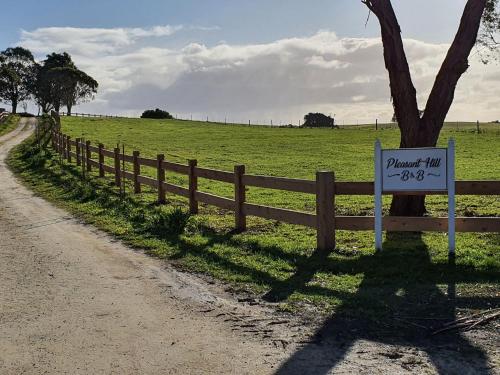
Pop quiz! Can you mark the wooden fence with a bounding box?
[0,112,10,122]
[50,130,500,251]
[60,112,125,119]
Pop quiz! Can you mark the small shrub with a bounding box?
[143,206,191,237]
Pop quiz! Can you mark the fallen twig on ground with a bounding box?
[432,309,500,335]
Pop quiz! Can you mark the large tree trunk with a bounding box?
[67,104,72,116]
[363,0,487,216]
[11,99,17,114]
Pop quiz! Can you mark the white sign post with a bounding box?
[374,139,455,254]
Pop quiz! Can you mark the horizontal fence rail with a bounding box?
[51,130,500,251]
[60,112,126,119]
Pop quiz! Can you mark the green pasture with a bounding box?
[61,117,500,217]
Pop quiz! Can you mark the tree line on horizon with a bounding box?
[0,47,98,115]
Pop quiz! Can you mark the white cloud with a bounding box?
[18,27,500,123]
[20,25,183,55]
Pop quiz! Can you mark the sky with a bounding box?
[1,0,499,123]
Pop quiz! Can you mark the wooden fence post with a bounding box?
[86,141,92,172]
[133,151,141,193]
[81,139,86,175]
[234,165,246,231]
[157,154,166,203]
[75,138,81,166]
[316,171,335,252]
[114,148,121,187]
[66,136,71,163]
[57,132,61,154]
[188,159,198,214]
[61,133,66,158]
[64,134,68,159]
[98,144,105,177]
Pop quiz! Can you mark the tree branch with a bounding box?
[423,0,487,136]
[362,0,420,145]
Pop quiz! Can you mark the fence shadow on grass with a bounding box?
[272,232,497,375]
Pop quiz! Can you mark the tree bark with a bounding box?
[364,0,487,216]
[67,104,72,116]
[11,99,17,114]
[422,0,487,137]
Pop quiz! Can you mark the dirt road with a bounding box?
[1,119,498,375]
[0,119,290,374]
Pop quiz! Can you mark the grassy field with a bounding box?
[0,115,19,138]
[62,116,500,217]
[8,116,499,327]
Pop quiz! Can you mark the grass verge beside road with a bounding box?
[0,115,19,138]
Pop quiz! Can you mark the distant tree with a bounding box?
[33,52,97,114]
[32,62,53,113]
[141,108,174,119]
[56,67,98,115]
[33,53,75,113]
[0,47,36,114]
[303,113,336,128]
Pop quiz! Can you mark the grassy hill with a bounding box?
[9,116,499,322]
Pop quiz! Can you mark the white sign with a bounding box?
[374,140,455,255]
[382,148,447,191]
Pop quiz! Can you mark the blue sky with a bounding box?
[1,0,466,47]
[1,1,499,122]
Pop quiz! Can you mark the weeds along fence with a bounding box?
[50,129,500,251]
